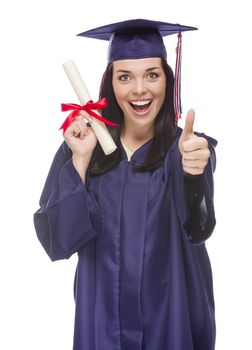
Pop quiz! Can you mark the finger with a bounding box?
[182,158,208,169]
[79,110,93,124]
[76,113,89,125]
[78,119,89,138]
[182,148,210,161]
[181,109,195,140]
[183,166,204,176]
[66,119,87,139]
[182,158,198,168]
[76,119,89,139]
[183,136,208,152]
[66,122,81,138]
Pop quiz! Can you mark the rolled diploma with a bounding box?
[63,60,117,155]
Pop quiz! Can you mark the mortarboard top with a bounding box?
[77,19,197,120]
[77,19,197,63]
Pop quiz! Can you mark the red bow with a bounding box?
[60,97,119,132]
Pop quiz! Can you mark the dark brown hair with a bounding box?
[88,58,177,175]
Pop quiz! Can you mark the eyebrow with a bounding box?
[115,67,161,74]
[146,67,161,72]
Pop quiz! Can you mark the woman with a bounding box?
[34,19,217,350]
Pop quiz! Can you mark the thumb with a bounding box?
[181,109,195,140]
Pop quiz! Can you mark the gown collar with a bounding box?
[120,138,154,164]
[119,127,181,164]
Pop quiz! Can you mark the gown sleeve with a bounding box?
[171,132,217,244]
[33,142,103,261]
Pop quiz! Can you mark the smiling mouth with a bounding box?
[129,99,152,112]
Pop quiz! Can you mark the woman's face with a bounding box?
[112,57,166,132]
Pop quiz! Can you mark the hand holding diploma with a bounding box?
[179,109,210,175]
[61,60,118,156]
[63,110,97,157]
[62,108,97,182]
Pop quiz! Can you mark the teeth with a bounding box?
[130,100,151,106]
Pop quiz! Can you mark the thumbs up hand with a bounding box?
[179,109,210,175]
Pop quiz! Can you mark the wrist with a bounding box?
[72,154,92,182]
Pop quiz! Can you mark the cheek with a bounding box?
[154,85,166,106]
[151,77,166,96]
[112,81,121,105]
[112,82,128,105]
[159,81,166,103]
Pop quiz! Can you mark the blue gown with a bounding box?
[34,128,217,350]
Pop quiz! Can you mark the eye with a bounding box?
[147,72,159,80]
[119,74,130,82]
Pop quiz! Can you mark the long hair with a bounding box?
[88,58,177,175]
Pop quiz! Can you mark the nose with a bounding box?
[132,78,147,95]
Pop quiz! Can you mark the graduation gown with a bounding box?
[34,128,217,350]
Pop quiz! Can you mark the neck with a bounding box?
[121,123,154,152]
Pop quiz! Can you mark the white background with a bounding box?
[1,0,251,349]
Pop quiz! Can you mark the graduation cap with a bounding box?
[78,19,197,120]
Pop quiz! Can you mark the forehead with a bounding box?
[113,57,163,71]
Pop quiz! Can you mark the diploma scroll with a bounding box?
[63,60,117,155]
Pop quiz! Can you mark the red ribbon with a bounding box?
[59,97,119,132]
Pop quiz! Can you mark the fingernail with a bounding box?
[87,116,93,124]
